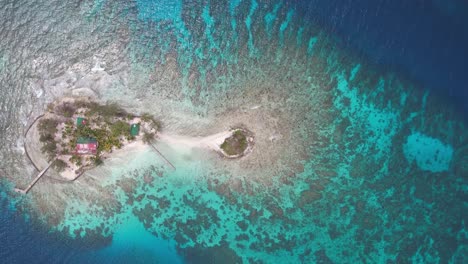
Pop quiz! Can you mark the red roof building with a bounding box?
[75,137,98,155]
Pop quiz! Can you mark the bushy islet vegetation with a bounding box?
[220,129,249,157]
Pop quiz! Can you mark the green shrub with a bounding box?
[142,132,155,144]
[141,113,152,122]
[88,102,126,118]
[110,120,130,137]
[151,120,161,131]
[76,125,96,138]
[41,141,57,160]
[220,130,248,156]
[53,159,67,172]
[92,156,103,166]
[38,118,58,136]
[46,103,55,112]
[57,103,75,118]
[39,133,54,143]
[74,100,92,108]
[126,113,134,120]
[69,155,82,166]
[141,113,161,131]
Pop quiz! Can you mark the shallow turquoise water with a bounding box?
[0,0,467,263]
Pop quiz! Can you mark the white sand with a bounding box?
[157,131,233,154]
[106,140,149,160]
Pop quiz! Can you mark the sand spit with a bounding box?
[157,131,233,153]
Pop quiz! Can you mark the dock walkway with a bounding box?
[15,160,54,194]
[149,143,176,170]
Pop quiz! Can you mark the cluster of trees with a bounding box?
[69,154,82,166]
[84,101,128,120]
[142,132,155,144]
[141,113,161,131]
[233,130,248,150]
[110,120,132,139]
[74,124,121,153]
[90,155,103,166]
[220,130,248,156]
[53,159,67,172]
[38,118,58,136]
[38,118,59,161]
[57,102,76,118]
[62,121,74,138]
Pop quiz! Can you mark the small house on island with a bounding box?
[77,117,87,126]
[75,137,98,155]
[130,123,140,136]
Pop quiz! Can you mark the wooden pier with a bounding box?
[15,160,54,194]
[149,143,176,170]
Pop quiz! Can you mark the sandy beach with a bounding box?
[157,131,233,154]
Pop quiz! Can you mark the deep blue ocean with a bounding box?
[293,0,468,118]
[1,0,467,263]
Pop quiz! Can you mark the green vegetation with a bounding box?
[46,102,55,112]
[69,155,82,166]
[39,133,54,143]
[53,159,67,172]
[86,102,127,119]
[37,100,161,173]
[220,130,248,156]
[73,100,94,109]
[141,113,153,122]
[141,113,161,131]
[110,120,131,138]
[57,102,75,118]
[41,141,57,161]
[38,118,59,160]
[74,124,122,153]
[142,132,155,144]
[38,118,58,136]
[63,121,73,137]
[91,155,103,166]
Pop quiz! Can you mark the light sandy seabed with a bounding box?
[157,131,233,154]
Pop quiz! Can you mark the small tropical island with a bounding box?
[17,97,255,193]
[36,98,161,180]
[219,129,252,158]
